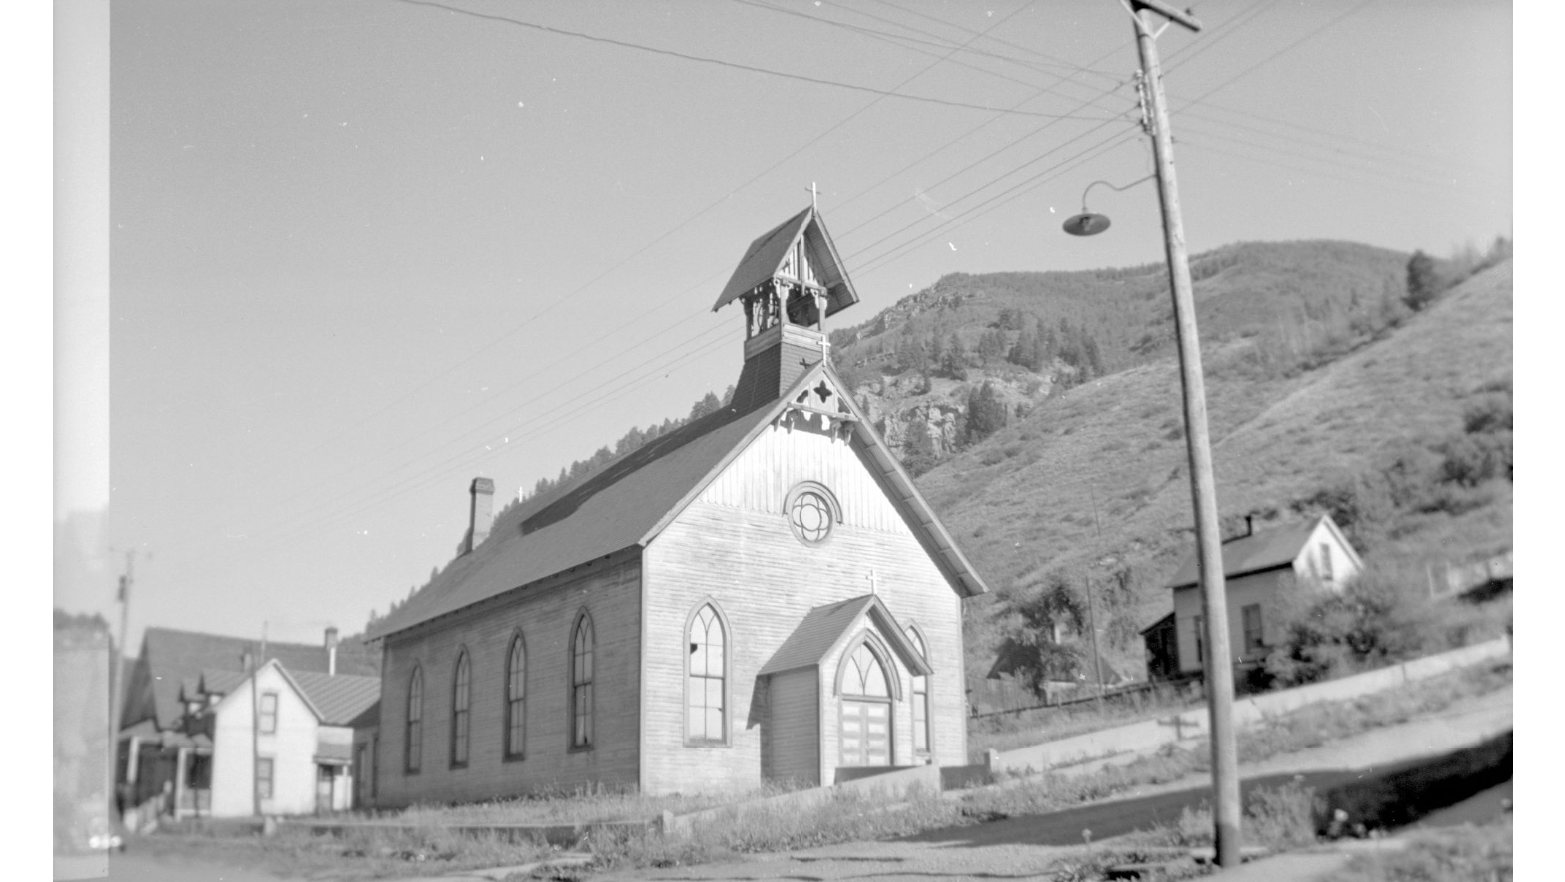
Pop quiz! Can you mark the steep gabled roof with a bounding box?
[287,670,381,727]
[1166,514,1353,590]
[208,660,378,727]
[711,206,859,318]
[368,359,989,642]
[125,626,380,731]
[758,594,932,678]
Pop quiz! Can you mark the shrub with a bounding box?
[1404,250,1439,311]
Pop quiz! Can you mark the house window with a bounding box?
[1193,615,1204,664]
[570,612,595,749]
[1319,542,1334,584]
[259,692,278,734]
[256,757,274,800]
[1242,604,1264,656]
[906,626,931,754]
[687,604,726,745]
[506,634,526,759]
[405,666,423,773]
[451,650,470,767]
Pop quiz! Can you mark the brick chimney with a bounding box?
[325,627,339,676]
[467,477,495,553]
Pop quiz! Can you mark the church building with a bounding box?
[364,206,990,804]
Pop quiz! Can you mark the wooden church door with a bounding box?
[838,643,892,767]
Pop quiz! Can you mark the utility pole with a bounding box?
[1086,487,1107,710]
[111,551,135,813]
[1124,0,1242,867]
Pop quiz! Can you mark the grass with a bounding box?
[960,660,1510,821]
[138,661,1510,880]
[392,781,799,826]
[133,823,560,881]
[1331,816,1511,882]
[582,786,965,873]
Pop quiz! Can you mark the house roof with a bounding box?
[758,594,933,678]
[208,660,380,727]
[1166,515,1343,590]
[1138,611,1176,636]
[367,358,989,642]
[129,626,380,731]
[288,670,381,727]
[711,206,859,318]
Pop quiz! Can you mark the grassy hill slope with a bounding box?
[908,259,1513,681]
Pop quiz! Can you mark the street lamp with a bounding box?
[1062,176,1155,237]
[1064,0,1244,868]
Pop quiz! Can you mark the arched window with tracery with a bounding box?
[687,603,727,745]
[405,666,423,774]
[450,650,470,767]
[505,634,526,759]
[841,643,891,698]
[570,612,595,749]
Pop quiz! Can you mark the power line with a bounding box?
[390,0,1122,121]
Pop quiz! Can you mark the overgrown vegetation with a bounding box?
[1333,816,1511,882]
[135,824,557,881]
[583,786,963,872]
[1263,563,1512,688]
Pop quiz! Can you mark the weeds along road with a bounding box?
[593,683,1511,882]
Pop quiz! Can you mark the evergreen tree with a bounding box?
[941,333,969,380]
[977,328,1008,364]
[964,380,1008,443]
[1404,250,1439,311]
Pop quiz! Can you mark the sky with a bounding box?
[50,0,1515,651]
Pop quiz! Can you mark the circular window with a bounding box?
[786,483,839,544]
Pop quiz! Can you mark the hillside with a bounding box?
[905,257,1513,682]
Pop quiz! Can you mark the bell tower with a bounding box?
[712,205,859,410]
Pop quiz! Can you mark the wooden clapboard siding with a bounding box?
[376,553,642,808]
[761,668,818,786]
[696,423,906,533]
[641,421,967,794]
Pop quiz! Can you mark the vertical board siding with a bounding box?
[762,669,819,786]
[697,424,907,534]
[376,556,642,808]
[643,421,968,795]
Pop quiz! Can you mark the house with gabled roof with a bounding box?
[183,659,379,817]
[1163,513,1363,676]
[116,625,377,817]
[363,205,989,804]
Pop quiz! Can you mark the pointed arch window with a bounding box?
[686,603,728,745]
[405,666,423,774]
[905,626,931,754]
[570,612,595,750]
[450,650,470,767]
[505,634,526,759]
[841,643,891,698]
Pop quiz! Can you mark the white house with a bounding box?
[1167,514,1363,675]
[195,660,379,817]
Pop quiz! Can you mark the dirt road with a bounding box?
[591,684,1511,882]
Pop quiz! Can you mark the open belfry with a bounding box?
[363,205,989,804]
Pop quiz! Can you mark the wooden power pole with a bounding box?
[1126,0,1243,867]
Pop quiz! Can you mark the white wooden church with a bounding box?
[364,206,990,804]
